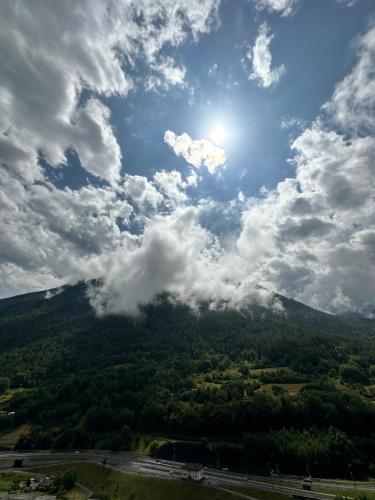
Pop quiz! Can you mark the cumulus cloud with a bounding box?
[236,24,375,315]
[164,130,226,174]
[153,170,188,204]
[248,23,285,88]
[92,20,375,317]
[0,0,221,300]
[324,24,375,133]
[0,166,134,298]
[88,206,275,316]
[0,0,220,184]
[123,174,163,209]
[235,126,375,314]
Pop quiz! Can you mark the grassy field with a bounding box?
[0,476,14,491]
[314,484,375,498]
[0,423,30,448]
[65,486,87,500]
[191,362,314,399]
[259,383,305,395]
[225,485,288,500]
[250,367,289,375]
[0,471,36,492]
[25,462,257,500]
[0,388,25,405]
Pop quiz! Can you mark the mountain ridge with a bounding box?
[1,280,374,341]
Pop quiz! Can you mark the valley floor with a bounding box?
[0,451,373,500]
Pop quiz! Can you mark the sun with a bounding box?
[210,123,227,145]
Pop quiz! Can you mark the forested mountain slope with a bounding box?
[0,283,375,477]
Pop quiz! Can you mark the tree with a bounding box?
[0,377,10,394]
[340,364,369,385]
[55,468,78,492]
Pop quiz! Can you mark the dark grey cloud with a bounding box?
[280,217,335,241]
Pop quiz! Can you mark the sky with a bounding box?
[0,0,375,317]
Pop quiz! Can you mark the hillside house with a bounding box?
[37,477,54,491]
[180,463,204,482]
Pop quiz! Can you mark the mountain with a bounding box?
[1,280,374,342]
[0,282,375,478]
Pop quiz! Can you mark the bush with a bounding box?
[340,364,369,385]
[259,369,308,384]
[0,377,10,394]
[55,468,78,492]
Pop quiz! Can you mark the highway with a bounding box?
[0,450,372,499]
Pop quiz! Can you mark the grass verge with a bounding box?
[26,462,252,500]
[224,485,288,500]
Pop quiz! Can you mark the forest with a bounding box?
[0,283,375,478]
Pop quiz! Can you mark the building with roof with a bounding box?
[180,463,204,482]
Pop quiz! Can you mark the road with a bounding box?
[0,450,372,499]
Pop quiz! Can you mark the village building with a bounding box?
[180,463,204,482]
[36,477,54,491]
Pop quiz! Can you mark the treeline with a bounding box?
[154,428,375,479]
[9,381,375,474]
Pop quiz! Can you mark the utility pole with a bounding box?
[306,463,311,479]
[350,471,358,495]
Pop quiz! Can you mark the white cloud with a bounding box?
[248,23,285,88]
[280,116,307,130]
[0,166,135,298]
[236,24,375,315]
[92,19,371,318]
[153,170,188,204]
[164,130,226,174]
[145,57,187,92]
[253,0,297,17]
[0,0,222,302]
[88,206,275,316]
[0,0,220,185]
[324,24,375,133]
[236,126,375,315]
[123,174,164,209]
[72,99,122,184]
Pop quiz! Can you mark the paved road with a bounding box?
[259,473,375,491]
[0,450,371,499]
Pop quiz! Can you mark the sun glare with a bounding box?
[210,123,227,145]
